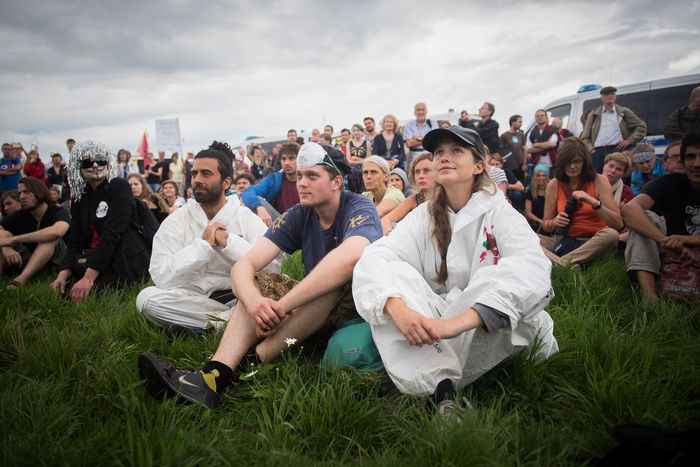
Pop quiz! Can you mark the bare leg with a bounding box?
[636,270,659,305]
[256,287,343,361]
[210,286,344,368]
[13,240,58,285]
[210,301,259,369]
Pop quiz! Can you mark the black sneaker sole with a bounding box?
[138,352,175,401]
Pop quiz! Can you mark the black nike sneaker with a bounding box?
[138,352,220,409]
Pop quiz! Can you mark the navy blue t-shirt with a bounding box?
[264,191,382,274]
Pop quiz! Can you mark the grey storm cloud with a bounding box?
[0,0,698,155]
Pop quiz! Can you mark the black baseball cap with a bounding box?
[422,126,485,159]
[600,86,617,95]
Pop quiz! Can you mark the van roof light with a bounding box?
[578,84,601,94]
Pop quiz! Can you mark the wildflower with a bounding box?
[241,370,258,380]
[284,337,298,347]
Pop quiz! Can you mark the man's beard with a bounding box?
[193,184,223,205]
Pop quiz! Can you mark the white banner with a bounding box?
[155,118,183,156]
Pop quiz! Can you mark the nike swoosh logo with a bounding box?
[177,374,199,388]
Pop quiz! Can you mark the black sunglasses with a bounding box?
[81,159,109,169]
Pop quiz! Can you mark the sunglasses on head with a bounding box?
[81,159,109,169]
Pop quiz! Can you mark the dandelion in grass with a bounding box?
[284,337,298,347]
[241,370,258,380]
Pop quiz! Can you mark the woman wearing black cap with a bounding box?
[352,126,558,416]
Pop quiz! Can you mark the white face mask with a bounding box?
[80,156,109,182]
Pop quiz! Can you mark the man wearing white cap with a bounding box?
[138,143,383,408]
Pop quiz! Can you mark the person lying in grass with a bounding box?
[138,142,383,408]
[352,126,559,416]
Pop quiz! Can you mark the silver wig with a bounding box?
[67,140,119,202]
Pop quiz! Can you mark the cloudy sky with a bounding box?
[1,0,698,156]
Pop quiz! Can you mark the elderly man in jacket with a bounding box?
[581,86,647,173]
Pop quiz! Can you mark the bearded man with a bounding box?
[135,141,273,334]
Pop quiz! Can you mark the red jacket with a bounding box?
[24,160,46,182]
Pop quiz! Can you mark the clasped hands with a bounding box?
[203,222,228,248]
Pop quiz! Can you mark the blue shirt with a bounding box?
[0,157,22,191]
[402,119,436,152]
[264,191,382,274]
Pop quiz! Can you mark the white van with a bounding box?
[529,73,700,153]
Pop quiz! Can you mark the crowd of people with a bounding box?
[1,85,698,416]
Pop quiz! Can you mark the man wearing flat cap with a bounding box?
[581,86,647,173]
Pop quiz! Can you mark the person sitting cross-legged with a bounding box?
[136,142,272,334]
[538,137,623,268]
[138,143,383,408]
[352,126,558,416]
[0,177,70,288]
[622,133,700,305]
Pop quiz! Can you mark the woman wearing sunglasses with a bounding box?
[50,140,155,303]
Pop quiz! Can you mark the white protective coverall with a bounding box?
[352,190,558,396]
[136,196,275,330]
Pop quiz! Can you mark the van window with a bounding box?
[581,83,698,136]
[546,104,572,130]
[647,84,698,136]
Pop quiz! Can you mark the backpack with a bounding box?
[130,198,159,249]
[321,318,384,373]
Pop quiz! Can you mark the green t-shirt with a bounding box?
[362,186,405,205]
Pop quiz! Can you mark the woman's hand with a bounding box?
[550,211,570,229]
[571,190,597,206]
[385,298,440,346]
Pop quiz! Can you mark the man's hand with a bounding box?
[245,295,286,335]
[1,247,22,267]
[385,298,440,346]
[203,222,227,246]
[662,235,687,251]
[0,237,14,248]
[70,277,93,303]
[214,227,228,248]
[616,139,631,150]
[256,207,273,227]
[50,270,71,295]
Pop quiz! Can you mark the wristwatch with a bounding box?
[593,200,602,210]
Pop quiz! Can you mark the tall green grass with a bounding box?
[1,255,698,465]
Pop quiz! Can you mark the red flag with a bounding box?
[137,131,149,160]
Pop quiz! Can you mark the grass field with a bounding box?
[1,254,698,466]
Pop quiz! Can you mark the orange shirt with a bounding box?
[556,180,607,238]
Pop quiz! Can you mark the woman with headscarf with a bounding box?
[50,140,156,302]
[361,156,405,217]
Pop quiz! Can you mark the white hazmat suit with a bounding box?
[136,196,275,330]
[352,190,558,396]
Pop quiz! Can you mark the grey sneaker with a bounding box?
[138,352,220,409]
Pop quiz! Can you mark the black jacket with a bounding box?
[61,177,151,283]
[466,118,500,153]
